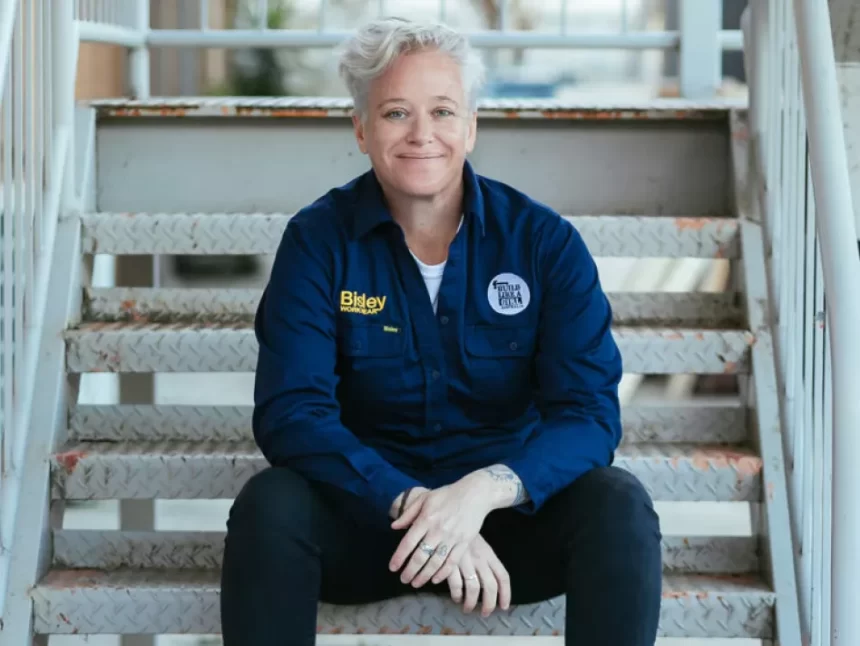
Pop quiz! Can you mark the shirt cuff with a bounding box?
[499,457,550,513]
[369,470,425,526]
[500,455,597,514]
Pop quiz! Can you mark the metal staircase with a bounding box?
[22,97,801,641]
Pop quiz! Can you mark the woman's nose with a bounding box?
[407,113,434,144]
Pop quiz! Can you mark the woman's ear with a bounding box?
[465,110,478,154]
[352,113,368,154]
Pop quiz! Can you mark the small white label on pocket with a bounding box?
[487,273,530,315]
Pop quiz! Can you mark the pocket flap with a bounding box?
[465,325,534,358]
[338,323,405,357]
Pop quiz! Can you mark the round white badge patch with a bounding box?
[487,273,531,315]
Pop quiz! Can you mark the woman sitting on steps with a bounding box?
[219,16,662,646]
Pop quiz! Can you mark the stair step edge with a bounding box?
[51,442,763,502]
[32,568,773,638]
[88,95,746,120]
[52,529,760,574]
[64,324,755,374]
[83,287,746,328]
[80,212,741,259]
[68,402,749,444]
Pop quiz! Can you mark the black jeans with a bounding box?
[220,465,662,645]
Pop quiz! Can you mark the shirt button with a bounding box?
[509,341,518,351]
[431,370,441,380]
[440,315,449,325]
[433,423,442,432]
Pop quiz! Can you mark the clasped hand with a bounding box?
[389,477,511,616]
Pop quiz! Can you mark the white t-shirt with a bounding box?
[409,251,447,313]
[408,216,464,313]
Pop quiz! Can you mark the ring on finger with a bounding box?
[419,542,435,556]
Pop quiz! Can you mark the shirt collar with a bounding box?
[351,159,486,239]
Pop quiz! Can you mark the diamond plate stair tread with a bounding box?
[89,96,745,120]
[64,323,753,374]
[68,401,748,444]
[53,529,759,574]
[51,441,762,501]
[80,212,740,258]
[85,286,746,327]
[32,569,773,637]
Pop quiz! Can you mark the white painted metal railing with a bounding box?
[144,0,741,99]
[0,0,76,627]
[75,1,141,49]
[75,0,150,97]
[743,1,860,644]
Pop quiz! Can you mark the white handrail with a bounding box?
[792,1,860,644]
[143,28,743,51]
[76,22,145,47]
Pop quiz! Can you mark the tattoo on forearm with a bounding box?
[482,465,531,506]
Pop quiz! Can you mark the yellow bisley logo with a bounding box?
[340,290,387,315]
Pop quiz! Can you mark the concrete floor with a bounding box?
[53,253,759,646]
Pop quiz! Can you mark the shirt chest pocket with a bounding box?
[464,325,536,401]
[337,322,407,371]
[336,321,423,414]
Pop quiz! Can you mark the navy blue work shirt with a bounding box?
[253,160,623,528]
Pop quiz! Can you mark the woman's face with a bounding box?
[353,48,477,200]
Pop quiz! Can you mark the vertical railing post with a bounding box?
[678,0,722,98]
[52,0,74,211]
[129,0,149,98]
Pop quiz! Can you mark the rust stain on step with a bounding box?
[119,299,146,322]
[689,447,761,476]
[235,107,330,118]
[537,109,712,120]
[674,217,709,230]
[41,569,105,588]
[663,589,689,599]
[54,449,88,474]
[106,107,188,117]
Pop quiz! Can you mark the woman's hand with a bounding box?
[388,474,494,587]
[388,486,430,520]
[446,534,511,617]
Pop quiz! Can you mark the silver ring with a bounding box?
[465,574,478,581]
[419,542,435,555]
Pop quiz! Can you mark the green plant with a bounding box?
[209,0,309,97]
